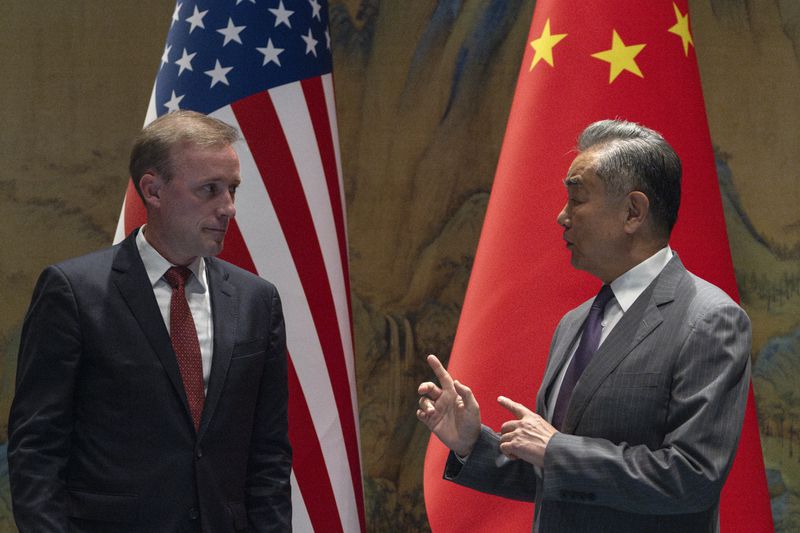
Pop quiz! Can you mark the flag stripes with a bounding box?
[217,88,362,531]
[287,357,344,533]
[266,81,357,460]
[231,90,363,528]
[201,218,339,531]
[301,76,357,404]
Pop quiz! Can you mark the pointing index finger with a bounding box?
[426,354,454,388]
[498,396,532,419]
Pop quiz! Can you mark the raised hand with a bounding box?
[416,354,481,457]
[497,396,557,467]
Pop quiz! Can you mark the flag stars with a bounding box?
[591,30,646,83]
[164,90,185,112]
[171,2,183,26]
[186,5,209,33]
[529,18,567,70]
[668,2,694,56]
[270,1,294,28]
[161,44,172,67]
[257,38,284,66]
[302,29,319,56]
[217,17,246,46]
[309,0,322,21]
[204,59,233,87]
[175,48,197,76]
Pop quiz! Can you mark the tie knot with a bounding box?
[164,266,192,289]
[592,284,614,310]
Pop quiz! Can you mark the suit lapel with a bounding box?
[111,231,192,419]
[199,257,238,439]
[537,303,589,415]
[561,256,687,433]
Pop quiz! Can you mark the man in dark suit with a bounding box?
[8,110,292,532]
[417,119,751,532]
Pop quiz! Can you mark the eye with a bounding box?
[203,183,219,195]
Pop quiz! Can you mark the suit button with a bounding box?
[189,507,200,520]
[196,448,203,459]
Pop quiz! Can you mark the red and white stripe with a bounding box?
[114,73,364,532]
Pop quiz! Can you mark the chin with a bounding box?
[209,243,225,257]
[570,257,594,275]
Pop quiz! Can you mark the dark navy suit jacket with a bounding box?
[9,230,292,532]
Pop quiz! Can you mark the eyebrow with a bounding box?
[204,176,242,185]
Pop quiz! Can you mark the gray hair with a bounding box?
[129,110,240,199]
[578,119,681,235]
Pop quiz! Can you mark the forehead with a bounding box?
[172,141,235,160]
[171,143,240,172]
[563,151,602,190]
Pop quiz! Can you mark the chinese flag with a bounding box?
[423,1,773,531]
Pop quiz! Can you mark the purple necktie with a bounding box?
[164,266,205,431]
[551,285,614,430]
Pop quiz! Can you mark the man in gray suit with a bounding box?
[417,119,751,532]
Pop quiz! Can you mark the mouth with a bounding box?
[203,227,228,239]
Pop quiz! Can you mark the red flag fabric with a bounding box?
[113,2,364,531]
[423,1,773,531]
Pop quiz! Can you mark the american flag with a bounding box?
[113,1,364,531]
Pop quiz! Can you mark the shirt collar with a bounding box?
[135,226,207,292]
[609,246,673,312]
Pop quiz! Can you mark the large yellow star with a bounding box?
[591,30,646,83]
[529,19,567,71]
[668,2,694,56]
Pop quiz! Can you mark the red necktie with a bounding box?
[551,284,614,430]
[164,266,205,431]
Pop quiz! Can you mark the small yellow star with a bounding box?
[529,19,567,71]
[591,30,646,84]
[668,2,694,56]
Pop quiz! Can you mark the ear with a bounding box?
[623,191,650,234]
[138,172,164,209]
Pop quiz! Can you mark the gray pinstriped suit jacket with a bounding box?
[444,255,751,532]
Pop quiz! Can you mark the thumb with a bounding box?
[497,396,532,419]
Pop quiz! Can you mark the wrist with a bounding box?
[454,434,478,458]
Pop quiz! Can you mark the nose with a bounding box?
[218,191,236,219]
[557,204,570,228]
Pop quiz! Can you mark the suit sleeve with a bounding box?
[8,266,82,532]
[441,313,574,502]
[541,300,752,514]
[444,425,538,502]
[246,286,292,531]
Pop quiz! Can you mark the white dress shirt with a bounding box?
[545,246,674,421]
[136,227,214,391]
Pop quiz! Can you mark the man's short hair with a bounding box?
[129,110,240,199]
[578,119,682,236]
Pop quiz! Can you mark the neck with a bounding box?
[598,240,667,284]
[141,225,196,267]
